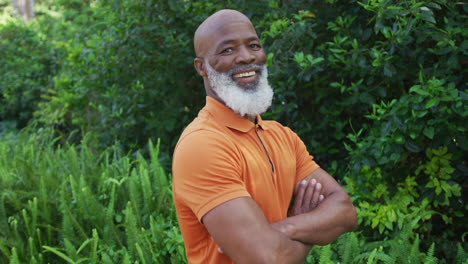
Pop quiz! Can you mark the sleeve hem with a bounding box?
[296,162,320,183]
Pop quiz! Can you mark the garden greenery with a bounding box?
[0,0,467,263]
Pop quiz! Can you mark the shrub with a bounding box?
[1,0,466,260]
[344,76,466,259]
[0,20,59,129]
[0,128,185,263]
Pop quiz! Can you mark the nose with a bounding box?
[235,45,255,64]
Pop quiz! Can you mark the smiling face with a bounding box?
[194,10,267,91]
[206,22,267,90]
[193,10,272,120]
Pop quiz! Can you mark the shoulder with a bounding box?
[173,121,242,175]
[264,120,294,132]
[263,120,300,140]
[175,120,238,156]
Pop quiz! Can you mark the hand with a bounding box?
[217,179,324,255]
[288,178,324,217]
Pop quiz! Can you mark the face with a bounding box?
[203,21,267,90]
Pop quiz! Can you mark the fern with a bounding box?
[128,171,143,226]
[318,245,332,264]
[38,176,52,244]
[28,198,38,240]
[27,237,36,260]
[454,243,467,264]
[9,247,20,264]
[337,232,360,264]
[42,246,76,264]
[90,229,99,261]
[64,238,78,261]
[138,157,152,216]
[367,248,377,264]
[124,201,139,257]
[423,243,438,264]
[409,235,421,263]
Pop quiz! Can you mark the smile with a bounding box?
[233,71,256,78]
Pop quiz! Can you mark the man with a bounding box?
[172,9,357,264]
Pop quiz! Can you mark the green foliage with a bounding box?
[1,0,467,262]
[3,128,466,263]
[344,76,465,238]
[261,0,466,168]
[0,128,185,263]
[0,20,59,129]
[303,228,466,264]
[34,0,206,166]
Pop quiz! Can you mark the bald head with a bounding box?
[194,9,256,57]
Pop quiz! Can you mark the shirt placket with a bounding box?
[254,124,275,174]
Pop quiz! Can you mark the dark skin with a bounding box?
[193,9,357,263]
[194,10,266,122]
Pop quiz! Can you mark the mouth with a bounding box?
[232,69,258,87]
[233,71,256,78]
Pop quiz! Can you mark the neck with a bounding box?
[245,114,256,123]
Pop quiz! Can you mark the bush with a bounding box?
[0,128,185,263]
[0,20,59,129]
[344,76,466,259]
[3,128,467,264]
[257,1,467,259]
[1,0,466,261]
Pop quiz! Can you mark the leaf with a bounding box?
[419,7,436,24]
[423,127,434,139]
[309,57,325,66]
[409,86,430,96]
[425,98,439,109]
[405,141,421,153]
[266,52,274,68]
[294,52,304,63]
[43,246,76,264]
[381,121,392,137]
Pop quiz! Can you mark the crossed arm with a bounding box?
[202,168,357,264]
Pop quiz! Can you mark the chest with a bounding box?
[233,128,297,221]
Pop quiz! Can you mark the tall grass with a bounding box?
[0,128,185,263]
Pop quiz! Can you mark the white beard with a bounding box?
[205,60,274,118]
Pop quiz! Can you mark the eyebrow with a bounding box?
[216,36,260,49]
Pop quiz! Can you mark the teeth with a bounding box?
[233,71,255,78]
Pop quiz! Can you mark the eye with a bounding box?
[221,47,233,54]
[249,44,261,50]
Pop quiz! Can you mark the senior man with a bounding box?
[172,9,357,264]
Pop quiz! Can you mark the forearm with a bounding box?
[229,225,312,264]
[274,191,357,245]
[264,227,312,264]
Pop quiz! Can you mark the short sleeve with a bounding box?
[172,130,251,222]
[288,128,320,183]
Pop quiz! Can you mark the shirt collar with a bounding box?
[204,96,269,133]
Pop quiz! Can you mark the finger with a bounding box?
[302,179,316,211]
[309,182,322,209]
[293,179,302,195]
[319,194,324,203]
[291,180,307,215]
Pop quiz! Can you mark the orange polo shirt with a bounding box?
[172,96,319,264]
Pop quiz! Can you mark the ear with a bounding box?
[194,57,207,77]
